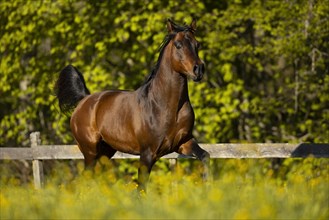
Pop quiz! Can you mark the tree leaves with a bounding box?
[0,0,328,147]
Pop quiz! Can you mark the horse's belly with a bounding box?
[101,132,140,155]
[96,91,141,155]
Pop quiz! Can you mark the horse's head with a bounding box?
[167,19,205,82]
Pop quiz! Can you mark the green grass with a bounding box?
[1,158,328,219]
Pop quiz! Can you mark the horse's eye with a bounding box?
[174,41,183,49]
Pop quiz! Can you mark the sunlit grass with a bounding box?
[1,158,328,219]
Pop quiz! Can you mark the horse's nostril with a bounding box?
[193,65,200,74]
[201,64,205,73]
[194,64,205,75]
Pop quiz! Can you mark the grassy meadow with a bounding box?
[1,158,328,219]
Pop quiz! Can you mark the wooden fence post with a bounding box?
[30,132,44,189]
[169,158,177,172]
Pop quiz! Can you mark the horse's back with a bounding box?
[71,90,136,129]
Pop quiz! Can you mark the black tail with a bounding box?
[55,65,90,114]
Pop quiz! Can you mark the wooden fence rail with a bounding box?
[1,132,329,188]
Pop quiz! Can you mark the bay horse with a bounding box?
[55,19,210,191]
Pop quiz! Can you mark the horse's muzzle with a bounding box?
[193,63,205,82]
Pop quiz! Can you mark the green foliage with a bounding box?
[1,158,328,219]
[1,0,328,146]
[1,2,327,218]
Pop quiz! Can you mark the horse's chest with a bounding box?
[165,102,195,148]
[139,101,194,155]
[176,103,194,132]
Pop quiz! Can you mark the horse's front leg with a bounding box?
[177,138,210,180]
[137,149,157,193]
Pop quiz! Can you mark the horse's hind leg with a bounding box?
[177,138,210,180]
[73,132,100,170]
[73,124,116,169]
[77,139,117,170]
[76,141,98,169]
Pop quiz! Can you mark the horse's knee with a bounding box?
[176,139,195,156]
[177,138,209,161]
[138,149,157,192]
[200,150,210,163]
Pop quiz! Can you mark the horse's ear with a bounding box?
[190,18,197,31]
[167,18,174,33]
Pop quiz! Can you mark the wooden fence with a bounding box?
[1,132,329,188]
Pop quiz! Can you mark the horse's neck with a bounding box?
[150,63,189,109]
[138,44,190,111]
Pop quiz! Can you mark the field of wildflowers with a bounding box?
[1,158,328,219]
